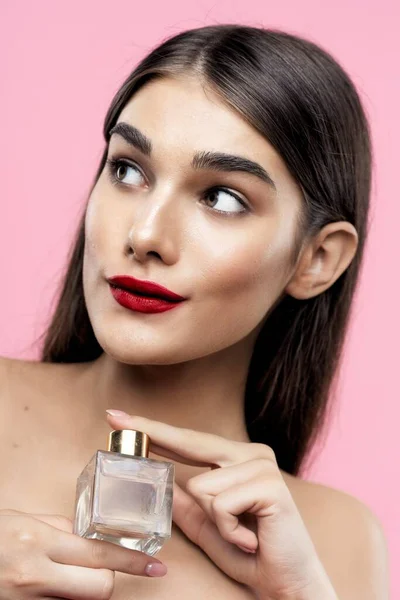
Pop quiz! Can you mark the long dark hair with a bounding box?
[39,24,372,476]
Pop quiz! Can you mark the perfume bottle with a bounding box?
[73,429,174,556]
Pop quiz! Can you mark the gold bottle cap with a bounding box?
[108,429,150,458]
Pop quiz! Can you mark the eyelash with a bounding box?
[105,157,249,216]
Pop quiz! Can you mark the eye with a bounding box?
[106,157,145,187]
[201,187,248,215]
[106,157,249,216]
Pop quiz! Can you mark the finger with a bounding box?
[150,443,214,467]
[185,479,259,550]
[45,562,115,600]
[209,477,284,549]
[49,531,167,578]
[106,412,259,468]
[185,462,277,549]
[187,458,276,498]
[172,481,256,585]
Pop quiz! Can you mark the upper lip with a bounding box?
[107,275,186,302]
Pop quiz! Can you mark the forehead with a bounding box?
[114,75,285,174]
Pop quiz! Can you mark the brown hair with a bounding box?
[39,24,372,476]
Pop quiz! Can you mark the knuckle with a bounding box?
[91,540,109,564]
[8,519,41,552]
[123,550,146,575]
[186,476,202,495]
[211,494,226,514]
[0,517,46,592]
[252,442,276,461]
[16,531,38,551]
[2,562,39,591]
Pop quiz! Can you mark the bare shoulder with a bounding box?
[0,354,60,393]
[0,356,40,423]
[0,355,49,410]
[0,355,87,412]
[0,355,36,395]
[282,471,390,599]
[0,354,45,378]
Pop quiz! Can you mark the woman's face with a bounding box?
[83,75,304,364]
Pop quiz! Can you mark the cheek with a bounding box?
[85,190,107,253]
[82,199,100,311]
[198,228,292,311]
[82,193,122,306]
[83,192,125,269]
[183,232,290,353]
[83,198,99,265]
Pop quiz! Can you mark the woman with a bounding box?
[0,23,388,599]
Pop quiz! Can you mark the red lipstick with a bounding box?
[107,275,186,314]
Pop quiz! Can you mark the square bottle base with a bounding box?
[83,523,167,556]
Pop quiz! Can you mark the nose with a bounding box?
[124,188,182,265]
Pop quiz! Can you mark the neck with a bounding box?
[82,336,257,444]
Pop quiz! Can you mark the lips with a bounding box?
[107,275,186,302]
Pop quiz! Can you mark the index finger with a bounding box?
[49,528,167,577]
[105,411,243,468]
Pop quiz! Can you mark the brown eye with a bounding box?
[106,158,145,186]
[202,187,248,215]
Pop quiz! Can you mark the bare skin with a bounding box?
[0,356,388,599]
[0,75,388,598]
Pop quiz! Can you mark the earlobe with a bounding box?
[285,221,359,300]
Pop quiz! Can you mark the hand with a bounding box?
[0,509,167,600]
[106,411,338,600]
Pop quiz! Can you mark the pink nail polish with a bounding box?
[237,544,257,553]
[106,409,129,417]
[145,562,168,577]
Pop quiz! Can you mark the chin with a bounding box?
[90,322,189,366]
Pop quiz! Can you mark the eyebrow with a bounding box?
[108,122,277,190]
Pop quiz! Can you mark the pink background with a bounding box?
[1,1,398,595]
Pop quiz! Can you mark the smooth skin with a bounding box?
[106,411,339,600]
[0,74,389,599]
[0,510,166,599]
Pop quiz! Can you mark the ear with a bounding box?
[286,221,359,300]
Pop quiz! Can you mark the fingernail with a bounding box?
[145,562,168,577]
[237,544,257,554]
[106,409,130,418]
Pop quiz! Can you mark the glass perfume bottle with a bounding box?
[73,429,174,556]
